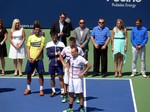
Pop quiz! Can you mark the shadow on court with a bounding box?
[0,88,16,93]
[86,107,104,112]
[32,88,61,95]
[86,96,98,101]
[85,96,105,111]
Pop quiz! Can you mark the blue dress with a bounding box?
[113,27,126,64]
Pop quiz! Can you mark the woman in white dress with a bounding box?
[9,19,26,76]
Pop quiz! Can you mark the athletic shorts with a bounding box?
[49,66,64,76]
[25,60,44,75]
[68,77,83,94]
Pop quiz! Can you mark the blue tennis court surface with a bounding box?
[85,79,136,112]
[0,78,136,112]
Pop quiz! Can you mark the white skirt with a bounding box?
[9,41,26,59]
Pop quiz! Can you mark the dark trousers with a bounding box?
[82,47,88,61]
[93,45,108,75]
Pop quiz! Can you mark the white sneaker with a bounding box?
[141,72,147,78]
[130,72,136,77]
[61,90,64,97]
[142,74,147,78]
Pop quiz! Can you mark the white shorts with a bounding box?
[68,77,83,94]
[63,68,69,84]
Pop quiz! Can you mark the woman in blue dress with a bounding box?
[111,19,128,77]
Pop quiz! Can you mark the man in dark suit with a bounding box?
[74,19,90,60]
[50,12,70,46]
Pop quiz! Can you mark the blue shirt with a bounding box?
[130,26,148,47]
[46,41,65,66]
[91,26,110,45]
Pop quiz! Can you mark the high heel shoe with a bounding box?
[114,72,118,77]
[19,71,22,76]
[119,72,122,77]
[1,72,5,76]
[14,70,18,76]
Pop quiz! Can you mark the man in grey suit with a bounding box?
[74,19,90,60]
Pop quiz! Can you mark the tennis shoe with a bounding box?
[63,108,73,112]
[24,89,31,95]
[141,72,147,78]
[50,91,56,97]
[39,90,44,96]
[79,108,85,112]
[130,72,136,77]
[61,90,65,97]
[75,97,80,103]
[62,96,68,103]
[142,74,147,78]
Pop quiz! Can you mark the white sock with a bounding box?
[27,85,30,90]
[52,87,55,92]
[61,88,64,94]
[40,86,43,91]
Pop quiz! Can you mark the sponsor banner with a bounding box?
[0,0,149,29]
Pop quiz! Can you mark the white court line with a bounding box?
[84,77,130,80]
[0,77,51,79]
[129,79,138,112]
[0,77,130,80]
[83,78,87,112]
[0,77,27,79]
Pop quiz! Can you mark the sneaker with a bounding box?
[63,108,73,112]
[62,96,68,103]
[141,72,147,78]
[39,90,44,96]
[60,90,65,97]
[142,74,147,78]
[130,72,136,77]
[24,89,31,95]
[50,91,56,97]
[79,108,85,112]
[75,97,80,103]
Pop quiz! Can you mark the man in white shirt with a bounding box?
[60,37,84,103]
[63,47,91,112]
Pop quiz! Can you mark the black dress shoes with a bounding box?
[102,73,107,78]
[92,74,99,77]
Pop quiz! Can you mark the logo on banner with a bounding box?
[106,0,142,8]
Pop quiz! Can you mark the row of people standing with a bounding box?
[50,13,148,78]
[0,14,148,112]
[0,14,148,78]
[47,13,149,111]
[91,18,148,78]
[0,19,26,76]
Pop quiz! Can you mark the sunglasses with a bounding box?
[99,22,104,24]
[80,22,84,24]
[60,16,65,19]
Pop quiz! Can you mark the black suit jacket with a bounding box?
[50,21,70,46]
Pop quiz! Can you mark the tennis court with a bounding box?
[0,29,150,112]
[0,78,137,112]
